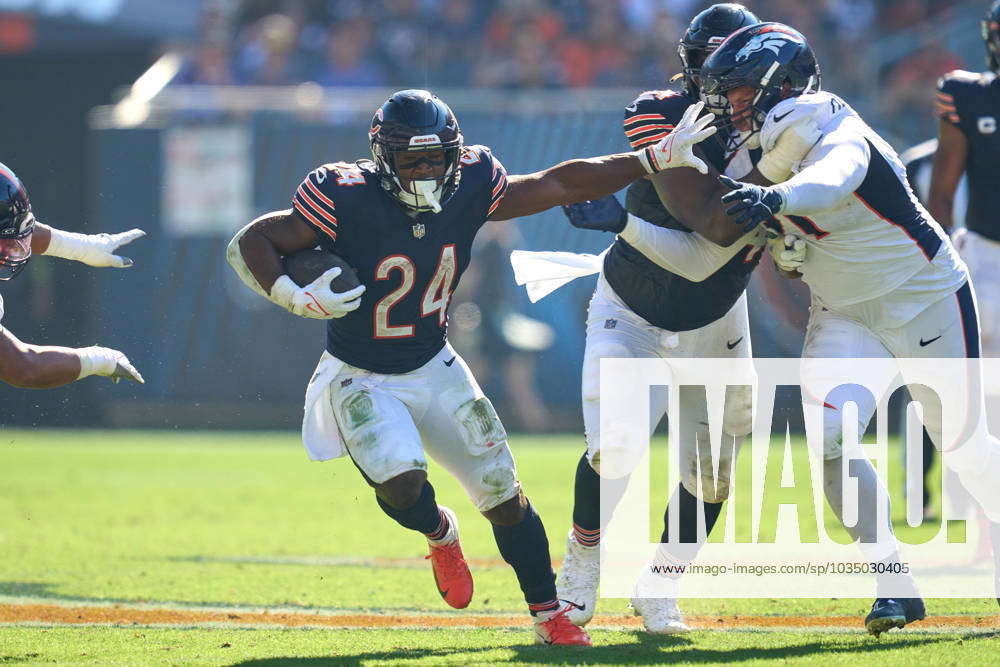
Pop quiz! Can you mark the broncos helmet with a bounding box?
[983,0,1000,72]
[699,22,820,151]
[369,89,463,214]
[0,163,34,281]
[678,3,760,97]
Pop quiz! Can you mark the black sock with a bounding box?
[571,451,629,547]
[660,483,723,544]
[376,481,442,535]
[493,501,557,608]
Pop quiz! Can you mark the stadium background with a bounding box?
[0,0,984,430]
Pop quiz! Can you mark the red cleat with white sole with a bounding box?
[533,602,593,646]
[425,507,473,609]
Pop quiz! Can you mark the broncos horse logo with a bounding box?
[735,30,802,62]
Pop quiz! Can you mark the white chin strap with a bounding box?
[413,179,443,213]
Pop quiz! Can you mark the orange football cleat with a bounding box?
[425,507,473,609]
[533,602,593,646]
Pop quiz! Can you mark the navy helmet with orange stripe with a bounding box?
[983,0,1000,72]
[0,163,34,281]
[677,3,759,97]
[369,89,463,215]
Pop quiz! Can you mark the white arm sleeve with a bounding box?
[226,221,274,301]
[772,125,870,215]
[619,214,758,282]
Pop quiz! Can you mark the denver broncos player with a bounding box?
[700,22,1000,629]
[931,1,1000,362]
[549,3,769,635]
[225,89,714,646]
[0,163,144,388]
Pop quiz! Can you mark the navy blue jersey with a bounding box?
[937,70,1000,241]
[291,145,508,373]
[603,89,761,332]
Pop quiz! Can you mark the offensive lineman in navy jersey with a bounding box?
[539,4,794,633]
[226,88,714,646]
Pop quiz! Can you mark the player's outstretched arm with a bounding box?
[226,209,364,319]
[488,102,716,221]
[720,130,870,233]
[0,327,143,389]
[33,222,145,268]
[928,118,967,231]
[645,114,824,247]
[562,194,759,281]
[645,161,768,247]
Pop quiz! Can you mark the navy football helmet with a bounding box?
[0,163,34,280]
[983,0,1000,72]
[699,22,820,150]
[369,89,463,214]
[678,3,760,97]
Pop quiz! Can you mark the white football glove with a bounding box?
[77,346,145,384]
[636,101,718,175]
[767,233,807,272]
[44,227,146,268]
[269,267,365,320]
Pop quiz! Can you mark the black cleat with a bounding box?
[864,598,926,638]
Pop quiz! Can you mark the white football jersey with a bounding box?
[762,92,967,328]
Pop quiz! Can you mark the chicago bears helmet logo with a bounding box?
[735,31,802,62]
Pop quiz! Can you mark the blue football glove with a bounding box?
[562,194,628,234]
[719,175,785,232]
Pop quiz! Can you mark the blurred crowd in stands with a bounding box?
[179,0,981,143]
[167,0,980,429]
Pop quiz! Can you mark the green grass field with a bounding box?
[0,429,997,665]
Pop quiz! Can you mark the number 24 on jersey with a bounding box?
[373,244,457,339]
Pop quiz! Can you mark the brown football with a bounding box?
[283,248,361,292]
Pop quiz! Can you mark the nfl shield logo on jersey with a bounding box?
[977,116,996,134]
[412,222,426,239]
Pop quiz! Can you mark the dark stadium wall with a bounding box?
[0,48,154,426]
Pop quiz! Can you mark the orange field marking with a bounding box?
[1,603,998,630]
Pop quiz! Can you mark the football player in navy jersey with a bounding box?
[0,162,144,388]
[929,0,1000,608]
[226,88,715,646]
[932,1,1000,359]
[548,3,777,634]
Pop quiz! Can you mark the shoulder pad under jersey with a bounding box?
[623,89,693,149]
[760,91,854,153]
[936,70,991,125]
